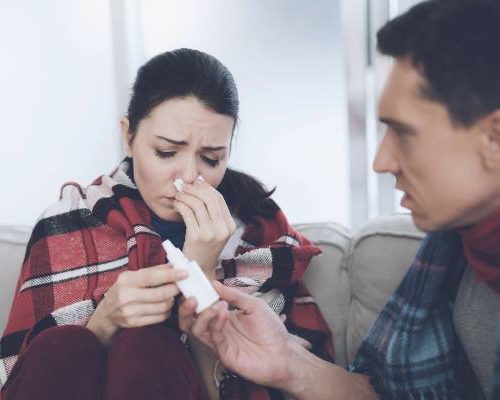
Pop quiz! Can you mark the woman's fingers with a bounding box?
[175,191,212,227]
[118,264,187,288]
[176,183,234,238]
[132,283,182,303]
[124,299,175,318]
[173,199,202,229]
[127,313,171,328]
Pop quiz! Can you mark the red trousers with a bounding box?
[2,324,209,400]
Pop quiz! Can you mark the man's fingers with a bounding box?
[212,281,259,312]
[210,304,229,334]
[190,301,227,339]
[179,297,198,332]
[289,334,313,349]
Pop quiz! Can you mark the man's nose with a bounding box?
[372,132,399,174]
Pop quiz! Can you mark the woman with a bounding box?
[0,49,333,400]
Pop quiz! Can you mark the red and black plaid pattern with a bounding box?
[218,211,334,400]
[0,159,334,399]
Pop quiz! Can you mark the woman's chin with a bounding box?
[152,206,183,222]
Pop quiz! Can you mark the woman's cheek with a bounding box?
[205,168,226,188]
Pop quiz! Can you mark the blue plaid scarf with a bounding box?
[350,231,488,399]
[494,328,500,399]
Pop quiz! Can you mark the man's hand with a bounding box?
[179,281,295,389]
[180,282,379,399]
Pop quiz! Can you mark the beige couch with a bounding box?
[0,214,424,369]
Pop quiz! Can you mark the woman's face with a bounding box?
[122,96,234,221]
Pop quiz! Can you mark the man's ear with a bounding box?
[120,118,133,157]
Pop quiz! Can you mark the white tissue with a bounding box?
[174,176,206,192]
[173,178,184,192]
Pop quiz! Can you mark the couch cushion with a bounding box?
[346,214,424,363]
[295,222,352,367]
[0,226,31,333]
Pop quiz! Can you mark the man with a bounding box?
[180,0,500,398]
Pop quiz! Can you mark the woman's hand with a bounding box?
[173,180,236,277]
[86,264,187,346]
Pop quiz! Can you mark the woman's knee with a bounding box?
[29,325,103,358]
[3,325,105,399]
[105,325,207,399]
[111,324,180,353]
[108,324,191,371]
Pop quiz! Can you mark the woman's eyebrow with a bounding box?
[154,135,227,151]
[154,135,187,145]
[201,145,227,151]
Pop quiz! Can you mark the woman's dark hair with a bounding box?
[377,0,500,127]
[127,48,276,224]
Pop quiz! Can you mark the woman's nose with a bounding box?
[179,157,199,184]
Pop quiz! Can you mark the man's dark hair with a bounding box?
[377,0,500,126]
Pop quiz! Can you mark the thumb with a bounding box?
[212,281,258,312]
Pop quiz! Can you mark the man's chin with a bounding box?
[410,213,438,233]
[411,213,460,233]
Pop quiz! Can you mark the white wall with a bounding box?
[139,0,350,225]
[0,1,121,226]
[0,1,349,227]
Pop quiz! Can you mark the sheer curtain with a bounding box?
[112,0,351,226]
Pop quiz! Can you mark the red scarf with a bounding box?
[459,208,500,293]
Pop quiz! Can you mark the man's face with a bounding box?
[374,59,500,232]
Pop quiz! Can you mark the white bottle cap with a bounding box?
[163,240,219,313]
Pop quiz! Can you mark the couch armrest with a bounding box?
[295,222,352,367]
[0,225,31,333]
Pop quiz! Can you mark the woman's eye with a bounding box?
[155,150,176,159]
[201,156,220,167]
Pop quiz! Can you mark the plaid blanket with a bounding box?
[350,231,487,399]
[0,159,333,399]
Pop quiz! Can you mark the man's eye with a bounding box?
[155,150,176,159]
[202,156,220,167]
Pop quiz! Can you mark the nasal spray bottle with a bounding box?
[162,239,219,313]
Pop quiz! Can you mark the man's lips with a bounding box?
[395,186,413,208]
[400,191,416,210]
